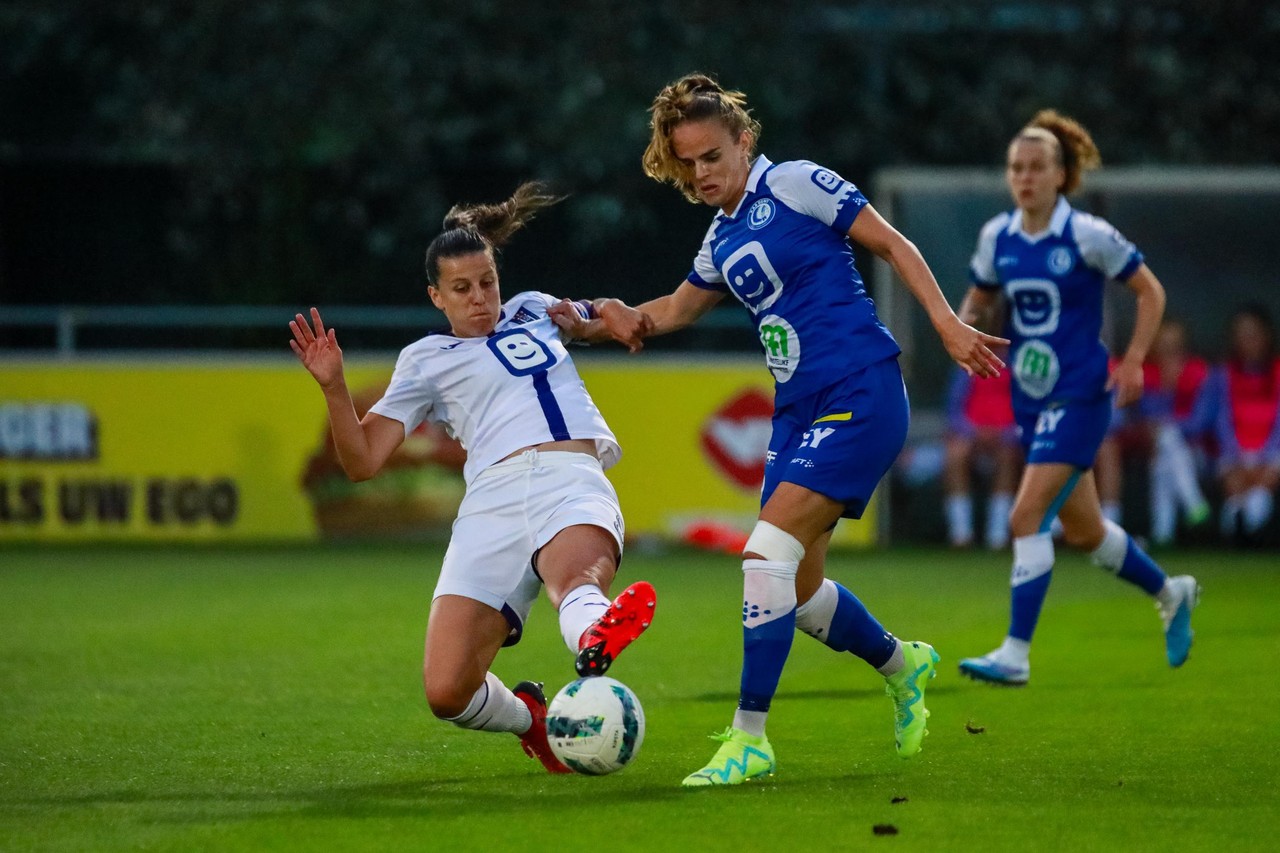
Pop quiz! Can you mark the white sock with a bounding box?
[1150,463,1177,545]
[1089,519,1128,573]
[875,639,905,677]
[732,709,768,737]
[443,672,532,734]
[946,494,974,545]
[996,636,1030,665]
[1101,501,1122,525]
[985,492,1013,550]
[1155,580,1177,609]
[1221,496,1244,538]
[558,583,610,653]
[1243,486,1274,534]
[795,577,839,641]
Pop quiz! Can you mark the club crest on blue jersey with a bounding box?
[1047,246,1074,275]
[747,198,775,230]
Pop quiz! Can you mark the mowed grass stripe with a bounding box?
[1,545,1276,850]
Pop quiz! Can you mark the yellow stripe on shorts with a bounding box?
[813,412,852,424]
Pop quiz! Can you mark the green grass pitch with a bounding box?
[2,543,1277,851]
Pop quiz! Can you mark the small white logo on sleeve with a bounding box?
[810,169,842,194]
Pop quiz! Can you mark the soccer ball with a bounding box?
[546,676,645,775]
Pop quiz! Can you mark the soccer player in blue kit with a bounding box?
[956,110,1201,687]
[594,73,1008,786]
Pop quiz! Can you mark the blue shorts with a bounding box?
[1015,394,1112,469]
[762,357,909,520]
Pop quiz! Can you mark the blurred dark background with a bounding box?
[3,1,1276,315]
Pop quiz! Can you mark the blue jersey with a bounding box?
[970,196,1144,413]
[686,155,900,407]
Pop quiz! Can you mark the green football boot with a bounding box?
[885,641,940,758]
[681,727,776,787]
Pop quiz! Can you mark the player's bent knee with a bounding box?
[423,674,480,720]
[743,520,805,564]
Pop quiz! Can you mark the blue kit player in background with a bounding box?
[594,73,1008,786]
[956,110,1201,687]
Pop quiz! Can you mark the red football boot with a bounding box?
[512,681,572,774]
[574,581,657,678]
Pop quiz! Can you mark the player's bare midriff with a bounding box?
[501,438,598,461]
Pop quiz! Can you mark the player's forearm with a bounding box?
[889,241,961,332]
[1122,268,1167,366]
[958,288,1001,335]
[320,380,381,482]
[636,293,703,336]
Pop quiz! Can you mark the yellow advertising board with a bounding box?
[0,358,875,546]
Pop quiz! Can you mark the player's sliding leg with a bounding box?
[572,581,657,677]
[423,595,570,773]
[793,534,938,757]
[535,523,655,678]
[682,520,803,787]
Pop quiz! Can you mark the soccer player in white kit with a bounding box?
[289,182,657,774]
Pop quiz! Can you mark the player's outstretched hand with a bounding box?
[598,299,653,353]
[1106,358,1145,407]
[289,307,344,389]
[941,317,1009,378]
[549,299,590,338]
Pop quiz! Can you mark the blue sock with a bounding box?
[739,610,796,712]
[738,560,798,713]
[1009,572,1052,642]
[1007,532,1055,642]
[796,579,897,668]
[1117,538,1167,596]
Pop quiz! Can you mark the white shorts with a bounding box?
[434,450,625,646]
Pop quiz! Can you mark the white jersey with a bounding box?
[369,291,621,486]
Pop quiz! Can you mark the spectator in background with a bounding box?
[1215,304,1280,542]
[1144,318,1213,546]
[943,364,1021,549]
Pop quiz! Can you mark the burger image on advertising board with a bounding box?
[300,381,466,538]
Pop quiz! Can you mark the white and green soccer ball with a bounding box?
[546,676,645,775]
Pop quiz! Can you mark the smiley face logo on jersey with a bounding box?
[810,168,843,194]
[1007,278,1061,336]
[747,198,775,231]
[722,241,784,314]
[487,329,556,376]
